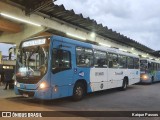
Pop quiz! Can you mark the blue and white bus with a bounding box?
[140,59,160,83]
[14,36,140,100]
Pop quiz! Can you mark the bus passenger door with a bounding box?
[50,40,74,99]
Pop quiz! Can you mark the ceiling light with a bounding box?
[0,13,41,26]
[133,53,138,55]
[90,32,96,38]
[119,48,127,52]
[99,43,111,47]
[142,55,147,58]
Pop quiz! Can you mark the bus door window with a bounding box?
[52,49,71,74]
[76,47,94,67]
[94,50,107,68]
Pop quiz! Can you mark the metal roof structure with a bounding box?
[4,0,157,56]
[151,51,160,57]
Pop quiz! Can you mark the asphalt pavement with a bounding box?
[1,83,160,120]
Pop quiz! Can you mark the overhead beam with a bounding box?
[0,24,47,45]
[35,32,52,37]
[0,1,92,41]
[0,1,127,49]
[0,1,157,59]
[0,18,22,33]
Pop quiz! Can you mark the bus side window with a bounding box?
[158,64,160,70]
[109,61,113,68]
[52,49,71,74]
[84,48,94,67]
[148,62,151,69]
[94,50,107,68]
[155,63,157,70]
[118,55,127,68]
[76,47,93,67]
[150,62,154,70]
[134,58,139,69]
[127,57,134,69]
[108,53,118,68]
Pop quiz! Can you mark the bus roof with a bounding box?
[22,35,139,58]
[52,36,139,58]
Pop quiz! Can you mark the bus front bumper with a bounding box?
[14,85,52,100]
[140,78,152,83]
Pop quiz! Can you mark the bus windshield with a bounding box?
[16,38,49,83]
[140,60,148,71]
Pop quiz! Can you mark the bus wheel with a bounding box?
[120,79,128,91]
[73,82,85,101]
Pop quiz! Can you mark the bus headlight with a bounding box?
[14,81,17,86]
[15,81,20,88]
[39,82,47,89]
[142,75,148,80]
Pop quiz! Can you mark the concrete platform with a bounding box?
[0,85,16,98]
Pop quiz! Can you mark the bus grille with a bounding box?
[18,89,35,97]
[16,76,41,84]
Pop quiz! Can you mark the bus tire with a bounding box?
[120,79,128,91]
[73,82,85,101]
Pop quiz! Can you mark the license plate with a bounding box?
[23,93,29,97]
